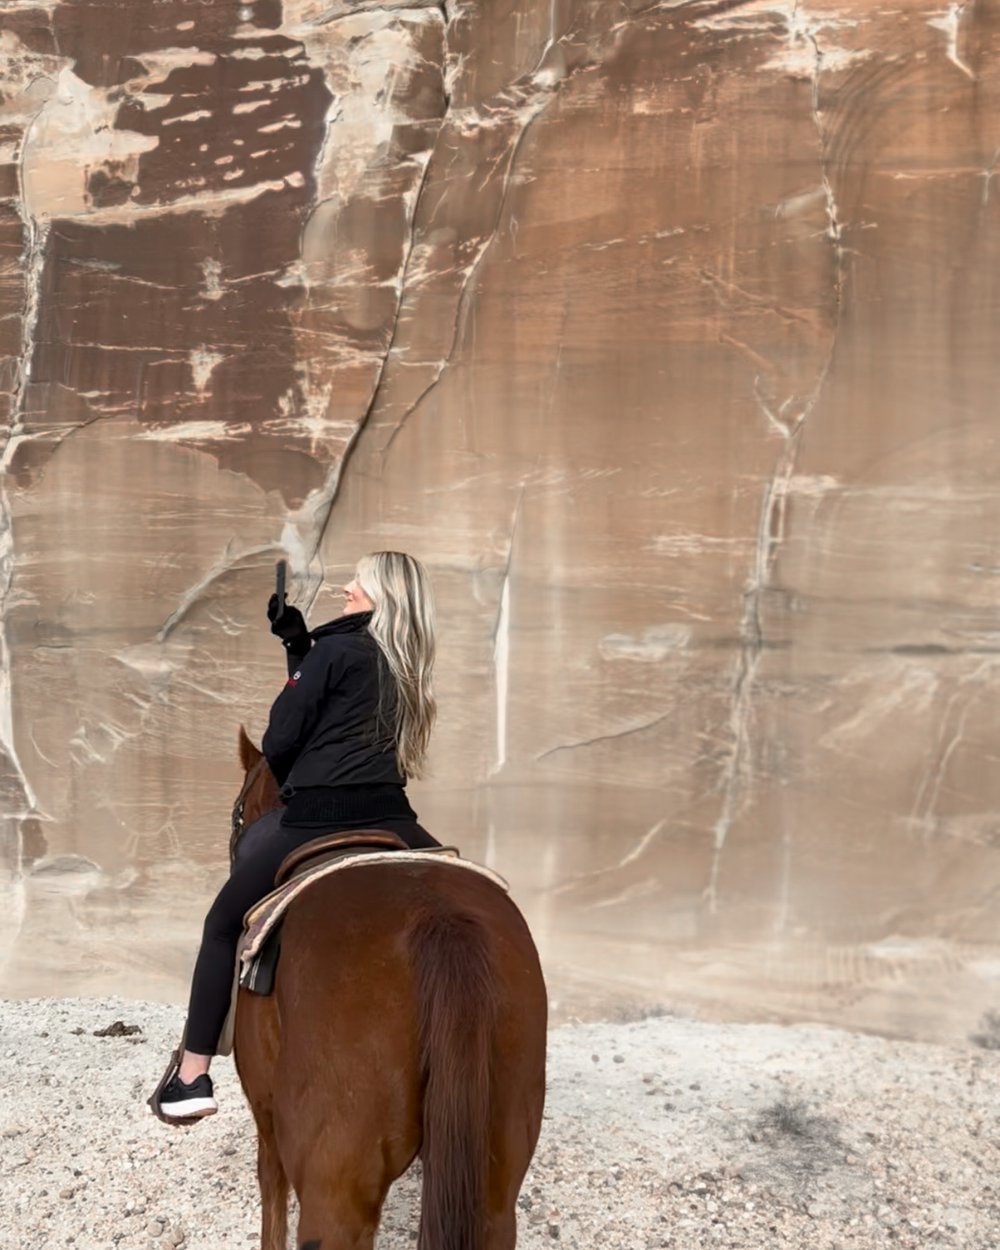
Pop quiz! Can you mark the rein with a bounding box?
[230,756,269,864]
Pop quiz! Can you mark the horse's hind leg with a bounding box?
[256,1115,289,1250]
[484,971,546,1250]
[290,1132,410,1250]
[484,1151,531,1250]
[294,1157,386,1250]
[485,1207,518,1250]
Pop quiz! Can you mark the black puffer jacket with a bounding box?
[261,612,404,793]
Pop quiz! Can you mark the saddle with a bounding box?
[240,829,419,997]
[215,829,491,1056]
[276,828,412,886]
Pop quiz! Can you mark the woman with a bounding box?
[159,551,439,1121]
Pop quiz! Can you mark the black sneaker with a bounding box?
[159,1073,217,1120]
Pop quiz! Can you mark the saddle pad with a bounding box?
[240,849,509,971]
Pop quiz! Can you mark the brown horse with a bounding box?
[230,728,548,1250]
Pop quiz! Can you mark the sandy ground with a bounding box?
[1,997,999,1250]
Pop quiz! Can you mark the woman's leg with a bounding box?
[232,807,285,870]
[277,817,442,851]
[180,812,440,1077]
[180,825,301,1075]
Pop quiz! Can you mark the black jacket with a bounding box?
[261,612,405,792]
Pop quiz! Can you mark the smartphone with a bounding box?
[275,559,287,608]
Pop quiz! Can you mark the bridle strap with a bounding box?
[234,756,267,816]
[229,756,269,864]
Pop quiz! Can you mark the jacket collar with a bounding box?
[310,611,373,640]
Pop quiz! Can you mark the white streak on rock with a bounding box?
[188,350,225,396]
[590,879,662,910]
[980,149,999,205]
[492,513,517,778]
[129,47,218,83]
[483,820,497,869]
[651,532,749,558]
[784,473,840,497]
[114,646,177,682]
[200,260,225,302]
[136,420,249,442]
[910,660,996,835]
[380,85,560,452]
[2,210,47,818]
[694,2,868,74]
[616,818,667,870]
[300,17,439,210]
[820,665,938,752]
[599,626,692,663]
[228,46,276,61]
[160,109,213,125]
[775,184,828,219]
[536,711,672,763]
[278,521,314,587]
[707,1,849,919]
[276,12,449,595]
[929,4,975,80]
[286,0,437,19]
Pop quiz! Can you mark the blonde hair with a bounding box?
[355,551,437,779]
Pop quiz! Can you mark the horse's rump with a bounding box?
[237,858,546,1250]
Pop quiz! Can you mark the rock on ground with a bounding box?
[1,998,998,1249]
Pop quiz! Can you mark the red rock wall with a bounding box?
[1,0,998,1037]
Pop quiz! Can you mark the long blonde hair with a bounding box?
[355,551,437,779]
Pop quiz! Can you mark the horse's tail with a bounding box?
[410,904,498,1250]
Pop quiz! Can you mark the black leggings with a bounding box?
[184,811,438,1055]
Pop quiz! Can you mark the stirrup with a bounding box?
[148,1026,203,1127]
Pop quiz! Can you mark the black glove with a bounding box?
[267,594,310,649]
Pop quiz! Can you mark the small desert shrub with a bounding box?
[970,1009,1000,1050]
[748,1097,845,1179]
[754,1098,835,1140]
[607,1002,675,1024]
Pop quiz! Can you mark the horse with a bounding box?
[229,727,548,1250]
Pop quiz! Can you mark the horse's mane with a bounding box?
[238,724,261,773]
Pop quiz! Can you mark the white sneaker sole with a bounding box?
[160,1097,218,1119]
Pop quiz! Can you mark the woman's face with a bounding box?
[341,572,374,615]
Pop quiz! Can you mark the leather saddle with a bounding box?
[214,831,497,1058]
[242,829,413,997]
[275,828,410,886]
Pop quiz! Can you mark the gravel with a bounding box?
[2,997,999,1249]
